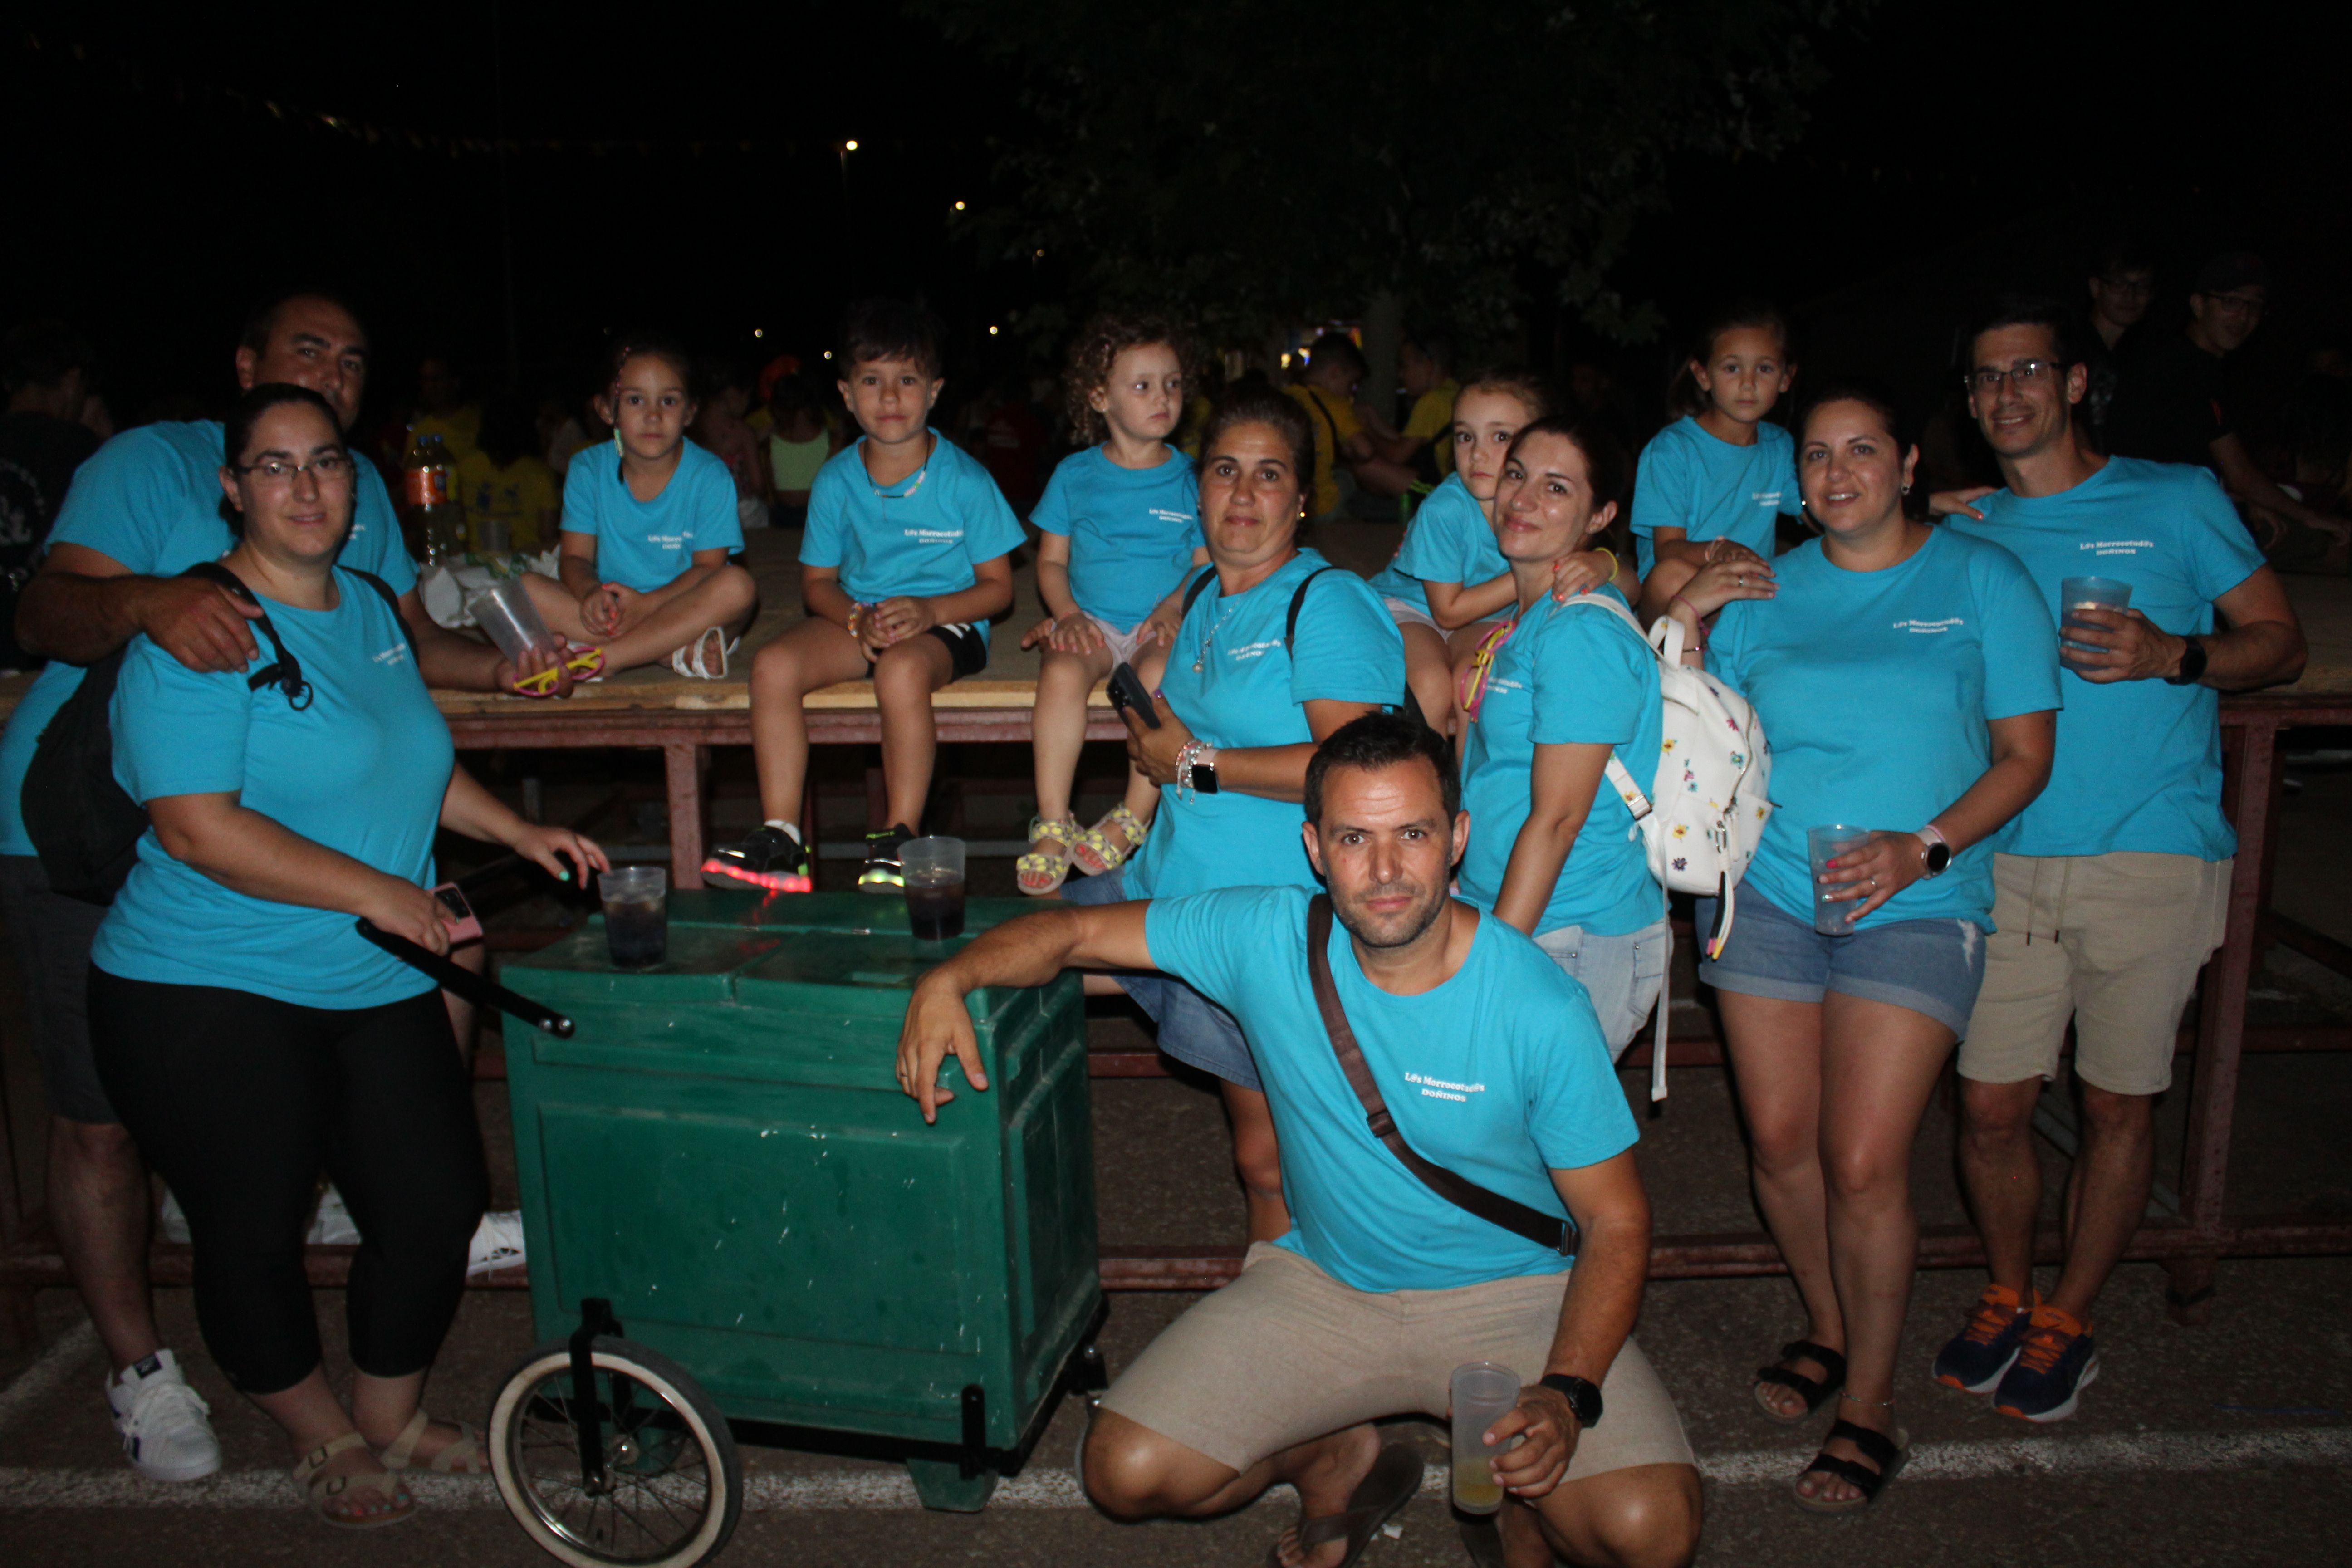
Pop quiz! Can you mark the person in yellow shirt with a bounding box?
[406,356,481,460]
[1380,333,1460,479]
[454,397,560,553]
[1285,333,1418,519]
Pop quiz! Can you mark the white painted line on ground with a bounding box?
[0,1321,98,1441]
[1,1425,2346,1511]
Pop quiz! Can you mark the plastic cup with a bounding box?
[901,837,967,942]
[467,578,560,667]
[473,515,513,555]
[2059,576,2132,657]
[1450,1362,1522,1516]
[1806,824,1874,936]
[600,866,669,968]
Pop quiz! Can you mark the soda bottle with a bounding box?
[403,431,464,563]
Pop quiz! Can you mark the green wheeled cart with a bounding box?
[485,890,1105,1568]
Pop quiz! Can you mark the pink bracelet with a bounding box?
[1669,594,1709,649]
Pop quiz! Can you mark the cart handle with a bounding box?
[356,919,575,1038]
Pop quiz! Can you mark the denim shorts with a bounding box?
[1696,887,1986,1038]
[1533,916,1670,1059]
[1060,865,1262,1091]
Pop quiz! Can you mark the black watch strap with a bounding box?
[2166,634,2208,686]
[1538,1372,1602,1430]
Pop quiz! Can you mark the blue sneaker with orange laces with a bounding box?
[1993,1304,2099,1422]
[1931,1282,2036,1394]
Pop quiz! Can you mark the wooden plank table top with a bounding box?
[4,530,2350,725]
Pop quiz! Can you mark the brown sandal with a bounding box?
[294,1431,415,1528]
[378,1408,490,1475]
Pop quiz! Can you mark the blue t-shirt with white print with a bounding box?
[559,438,742,593]
[1629,416,1803,576]
[800,432,1026,646]
[1029,444,1201,628]
[1367,475,1506,609]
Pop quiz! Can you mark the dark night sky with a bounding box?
[6,1,2343,430]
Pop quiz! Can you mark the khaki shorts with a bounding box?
[1959,851,2231,1096]
[1098,1242,1694,1478]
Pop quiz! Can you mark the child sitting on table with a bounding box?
[708,301,1022,895]
[520,332,759,678]
[1016,314,1207,896]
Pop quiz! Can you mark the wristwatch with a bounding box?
[1538,1373,1602,1430]
[1916,823,1952,878]
[2166,634,2209,686]
[1187,744,1220,796]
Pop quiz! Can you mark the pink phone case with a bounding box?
[432,882,485,944]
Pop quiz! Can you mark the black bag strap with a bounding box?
[181,561,310,709]
[1181,562,1429,730]
[339,566,414,656]
[1304,893,1577,1256]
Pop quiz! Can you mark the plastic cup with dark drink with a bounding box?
[901,837,967,942]
[600,866,669,968]
[2059,576,2132,658]
[1806,824,1875,936]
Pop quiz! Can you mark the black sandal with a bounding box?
[1753,1339,1847,1425]
[1792,1418,1909,1514]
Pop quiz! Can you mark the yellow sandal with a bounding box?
[294,1431,415,1529]
[1016,816,1081,896]
[1072,805,1149,877]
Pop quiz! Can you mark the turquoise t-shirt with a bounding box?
[559,438,742,593]
[1629,416,1804,577]
[1367,475,1506,608]
[1145,886,1639,1292]
[1029,444,1201,628]
[0,421,418,859]
[92,572,452,1009]
[1946,458,2263,861]
[1710,527,2063,930]
[799,431,1025,647]
[1458,586,1664,936]
[1124,551,1405,899]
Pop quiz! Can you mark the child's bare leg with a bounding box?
[1398,620,1453,737]
[871,633,958,831]
[598,564,760,672]
[1033,642,1114,823]
[749,619,870,823]
[518,571,592,642]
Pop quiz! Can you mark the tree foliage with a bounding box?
[918,0,1866,351]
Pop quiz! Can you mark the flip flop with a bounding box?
[1265,1442,1425,1568]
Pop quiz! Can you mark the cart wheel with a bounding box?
[488,1334,742,1568]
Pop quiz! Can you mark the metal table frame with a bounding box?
[4,694,2347,1345]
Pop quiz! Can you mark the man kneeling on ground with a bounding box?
[897,714,1700,1568]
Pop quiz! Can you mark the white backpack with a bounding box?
[1567,594,1773,1100]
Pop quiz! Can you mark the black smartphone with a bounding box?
[1107,662,1161,728]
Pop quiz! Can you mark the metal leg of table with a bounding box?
[2171,719,2276,1324]
[666,741,708,889]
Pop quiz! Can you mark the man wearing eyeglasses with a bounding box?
[2081,241,2156,447]
[2106,252,2347,565]
[1938,296,2305,1424]
[0,290,561,1488]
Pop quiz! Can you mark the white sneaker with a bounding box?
[107,1349,223,1483]
[468,1210,526,1278]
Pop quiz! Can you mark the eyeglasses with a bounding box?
[2204,292,2265,316]
[2096,274,2154,298]
[1964,360,2068,394]
[235,452,353,485]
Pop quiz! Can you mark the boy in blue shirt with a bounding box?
[714,302,1022,892]
[896,716,1699,1568]
[1939,299,2305,1424]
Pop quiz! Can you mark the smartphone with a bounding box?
[1107,662,1161,728]
[432,882,485,944]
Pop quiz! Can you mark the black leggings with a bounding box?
[88,972,489,1395]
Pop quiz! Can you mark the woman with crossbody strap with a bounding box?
[83,385,608,1530]
[1065,383,1405,1243]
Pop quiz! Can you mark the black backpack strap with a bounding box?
[1283,565,1343,648]
[1304,894,1578,1256]
[181,560,309,708]
[1180,564,1216,616]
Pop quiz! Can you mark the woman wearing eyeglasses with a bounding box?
[84,383,607,1529]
